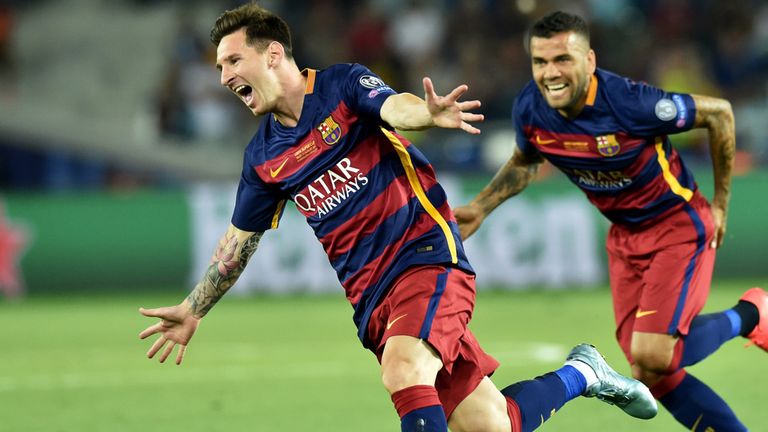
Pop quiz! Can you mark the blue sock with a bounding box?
[679,311,739,368]
[400,406,447,432]
[658,372,747,431]
[501,372,569,431]
[553,365,587,400]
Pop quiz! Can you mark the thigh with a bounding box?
[368,265,476,369]
[639,201,715,336]
[434,329,500,419]
[606,225,646,361]
[368,266,500,417]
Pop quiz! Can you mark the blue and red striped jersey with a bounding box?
[514,68,700,225]
[231,63,472,347]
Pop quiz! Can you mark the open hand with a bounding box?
[139,301,200,365]
[423,77,484,134]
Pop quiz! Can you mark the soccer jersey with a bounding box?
[514,68,699,225]
[231,63,473,348]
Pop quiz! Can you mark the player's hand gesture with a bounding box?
[423,77,484,135]
[454,203,485,240]
[139,300,200,365]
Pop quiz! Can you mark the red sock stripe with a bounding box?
[391,385,442,419]
[650,368,687,399]
[505,397,523,432]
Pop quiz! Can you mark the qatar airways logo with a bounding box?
[293,158,369,218]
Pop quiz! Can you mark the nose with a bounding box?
[220,66,233,87]
[542,62,561,79]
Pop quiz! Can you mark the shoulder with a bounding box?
[597,68,664,102]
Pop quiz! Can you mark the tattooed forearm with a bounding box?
[186,230,263,318]
[693,94,735,208]
[473,151,540,215]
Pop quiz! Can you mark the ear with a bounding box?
[587,49,597,75]
[266,41,284,68]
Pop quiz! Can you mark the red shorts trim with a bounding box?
[367,265,500,418]
[607,194,715,361]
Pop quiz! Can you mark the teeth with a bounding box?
[547,83,567,91]
[234,85,247,94]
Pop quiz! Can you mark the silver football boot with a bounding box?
[567,343,658,419]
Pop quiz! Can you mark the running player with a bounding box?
[455,11,767,431]
[138,4,657,432]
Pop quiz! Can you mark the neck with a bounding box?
[272,63,307,127]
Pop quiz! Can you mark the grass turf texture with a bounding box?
[1,281,765,431]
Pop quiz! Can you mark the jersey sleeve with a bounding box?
[612,78,696,136]
[230,158,286,232]
[343,63,397,120]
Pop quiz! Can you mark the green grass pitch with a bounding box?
[1,281,765,431]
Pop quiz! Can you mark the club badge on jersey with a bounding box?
[596,134,621,157]
[317,116,342,145]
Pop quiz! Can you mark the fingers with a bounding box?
[445,83,469,102]
[460,121,482,135]
[139,306,168,319]
[138,322,163,339]
[456,100,482,111]
[145,334,186,365]
[422,77,436,99]
[147,335,167,359]
[159,341,175,363]
[176,345,187,365]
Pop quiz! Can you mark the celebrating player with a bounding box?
[455,11,767,431]
[139,4,657,431]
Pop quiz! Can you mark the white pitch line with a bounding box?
[0,343,568,393]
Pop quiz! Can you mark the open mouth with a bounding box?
[544,82,569,99]
[546,83,568,92]
[234,84,254,105]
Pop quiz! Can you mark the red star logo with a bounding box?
[0,202,28,298]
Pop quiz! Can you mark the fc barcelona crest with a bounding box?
[317,116,342,145]
[596,134,620,157]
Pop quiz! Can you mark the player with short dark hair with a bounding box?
[139,4,658,431]
[456,10,768,431]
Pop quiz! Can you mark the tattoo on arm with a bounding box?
[186,230,263,318]
[693,94,735,208]
[474,150,541,214]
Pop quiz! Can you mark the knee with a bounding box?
[381,336,442,394]
[630,363,665,388]
[630,344,673,374]
[449,415,509,432]
[381,356,426,393]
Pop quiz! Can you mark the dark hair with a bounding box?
[210,3,293,58]
[525,11,590,51]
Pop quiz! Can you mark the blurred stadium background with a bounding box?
[0,0,766,431]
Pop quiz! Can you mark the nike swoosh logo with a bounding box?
[386,314,408,330]
[635,309,658,318]
[269,158,289,178]
[536,135,557,145]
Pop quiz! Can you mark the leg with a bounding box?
[610,198,749,430]
[448,377,510,432]
[381,335,443,393]
[368,266,480,432]
[382,335,448,432]
[446,343,657,432]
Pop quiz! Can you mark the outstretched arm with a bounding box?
[691,94,735,249]
[139,225,263,365]
[379,77,484,134]
[454,148,543,239]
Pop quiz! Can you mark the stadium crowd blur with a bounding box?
[1,0,767,190]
